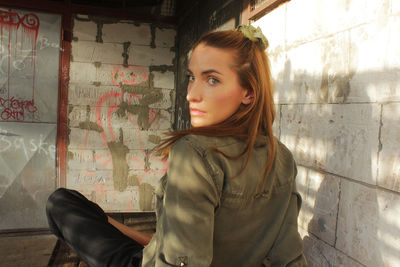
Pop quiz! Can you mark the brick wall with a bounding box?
[253,0,400,266]
[67,15,176,212]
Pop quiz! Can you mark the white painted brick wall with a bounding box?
[251,5,286,52]
[102,23,151,45]
[69,62,97,84]
[68,17,176,213]
[66,169,114,189]
[285,0,390,47]
[335,180,400,267]
[257,0,400,265]
[376,188,400,267]
[68,84,120,105]
[393,0,400,15]
[378,103,400,192]
[72,41,124,65]
[68,127,107,150]
[280,103,380,185]
[67,148,166,174]
[155,28,176,48]
[152,71,175,89]
[68,105,172,131]
[94,64,151,87]
[299,228,364,267]
[67,149,114,171]
[128,45,175,66]
[296,166,339,246]
[122,129,166,150]
[349,17,400,102]
[282,33,350,104]
[273,104,280,138]
[73,17,98,42]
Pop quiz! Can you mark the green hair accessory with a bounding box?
[236,24,269,49]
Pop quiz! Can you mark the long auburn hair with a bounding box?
[155,29,276,194]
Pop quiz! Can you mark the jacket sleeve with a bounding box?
[263,181,307,267]
[154,138,219,267]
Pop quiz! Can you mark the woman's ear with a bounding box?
[241,89,254,105]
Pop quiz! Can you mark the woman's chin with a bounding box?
[190,118,210,128]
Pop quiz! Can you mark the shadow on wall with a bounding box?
[274,58,400,266]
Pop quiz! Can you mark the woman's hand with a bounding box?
[107,216,154,246]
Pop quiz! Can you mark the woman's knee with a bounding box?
[46,188,73,216]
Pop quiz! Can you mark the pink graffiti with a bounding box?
[79,66,167,197]
[0,96,38,121]
[111,65,148,87]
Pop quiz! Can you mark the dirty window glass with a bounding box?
[0,7,61,230]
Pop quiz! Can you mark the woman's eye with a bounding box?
[187,74,195,82]
[208,77,219,85]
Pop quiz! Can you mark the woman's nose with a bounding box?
[186,82,202,102]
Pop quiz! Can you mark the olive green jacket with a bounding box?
[142,135,306,267]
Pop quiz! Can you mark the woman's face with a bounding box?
[186,43,251,127]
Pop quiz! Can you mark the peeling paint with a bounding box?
[116,102,151,129]
[95,21,103,43]
[86,105,90,120]
[107,141,129,192]
[320,64,354,103]
[127,175,140,186]
[78,121,104,133]
[150,65,175,73]
[115,90,163,129]
[333,71,355,103]
[67,151,74,160]
[144,149,151,170]
[150,25,156,48]
[139,183,154,211]
[122,42,131,67]
[148,134,161,144]
[319,65,329,103]
[149,72,155,88]
[334,76,351,102]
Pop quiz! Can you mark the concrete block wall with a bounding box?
[253,0,400,266]
[67,15,176,212]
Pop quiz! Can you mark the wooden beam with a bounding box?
[249,0,289,21]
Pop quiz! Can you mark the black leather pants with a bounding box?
[46,188,143,267]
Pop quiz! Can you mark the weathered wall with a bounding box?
[253,0,400,266]
[67,15,176,212]
[174,0,243,130]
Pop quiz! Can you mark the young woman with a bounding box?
[46,25,306,267]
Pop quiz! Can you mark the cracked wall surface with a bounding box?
[67,14,176,212]
[253,0,400,266]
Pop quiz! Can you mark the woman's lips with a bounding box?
[190,108,206,116]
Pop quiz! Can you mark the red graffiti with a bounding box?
[0,10,40,50]
[0,9,40,122]
[0,96,38,121]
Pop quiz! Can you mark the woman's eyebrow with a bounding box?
[202,69,222,75]
[186,68,222,75]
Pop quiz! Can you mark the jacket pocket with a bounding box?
[220,191,257,210]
